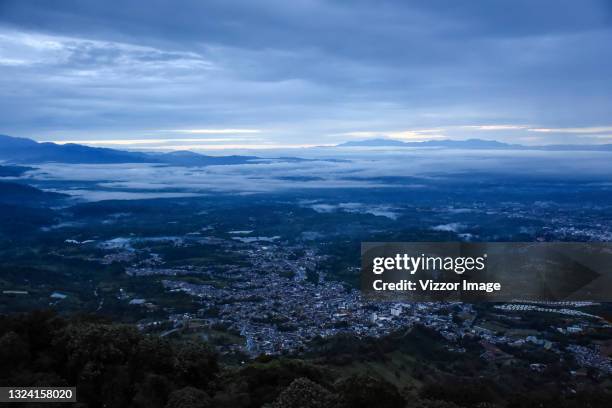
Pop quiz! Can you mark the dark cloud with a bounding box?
[0,0,611,145]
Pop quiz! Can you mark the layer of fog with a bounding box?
[18,149,612,202]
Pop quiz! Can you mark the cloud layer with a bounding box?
[20,149,612,201]
[1,0,612,146]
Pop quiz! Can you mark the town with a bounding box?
[99,233,612,377]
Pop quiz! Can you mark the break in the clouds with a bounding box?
[1,0,612,148]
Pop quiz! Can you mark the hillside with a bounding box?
[0,135,259,166]
[0,181,67,205]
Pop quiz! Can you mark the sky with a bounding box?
[1,0,612,150]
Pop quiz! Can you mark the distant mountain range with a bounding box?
[337,138,612,151]
[0,134,261,166]
[2,135,611,167]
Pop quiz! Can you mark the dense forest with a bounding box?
[1,311,610,408]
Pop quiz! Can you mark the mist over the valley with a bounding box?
[8,148,611,201]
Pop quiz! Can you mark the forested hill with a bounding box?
[1,312,610,408]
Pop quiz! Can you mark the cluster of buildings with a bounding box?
[92,231,611,376]
[159,242,440,355]
[494,304,601,319]
[567,344,612,374]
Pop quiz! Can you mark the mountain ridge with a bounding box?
[336,138,612,151]
[0,180,68,205]
[0,134,261,166]
[3,135,612,166]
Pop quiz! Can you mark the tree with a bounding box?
[335,375,404,408]
[173,341,218,387]
[165,387,212,408]
[269,377,340,408]
[132,374,172,408]
[0,331,30,368]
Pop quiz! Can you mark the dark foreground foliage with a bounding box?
[0,311,404,408]
[0,311,610,408]
[0,311,217,407]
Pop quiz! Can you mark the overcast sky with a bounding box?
[1,0,612,149]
